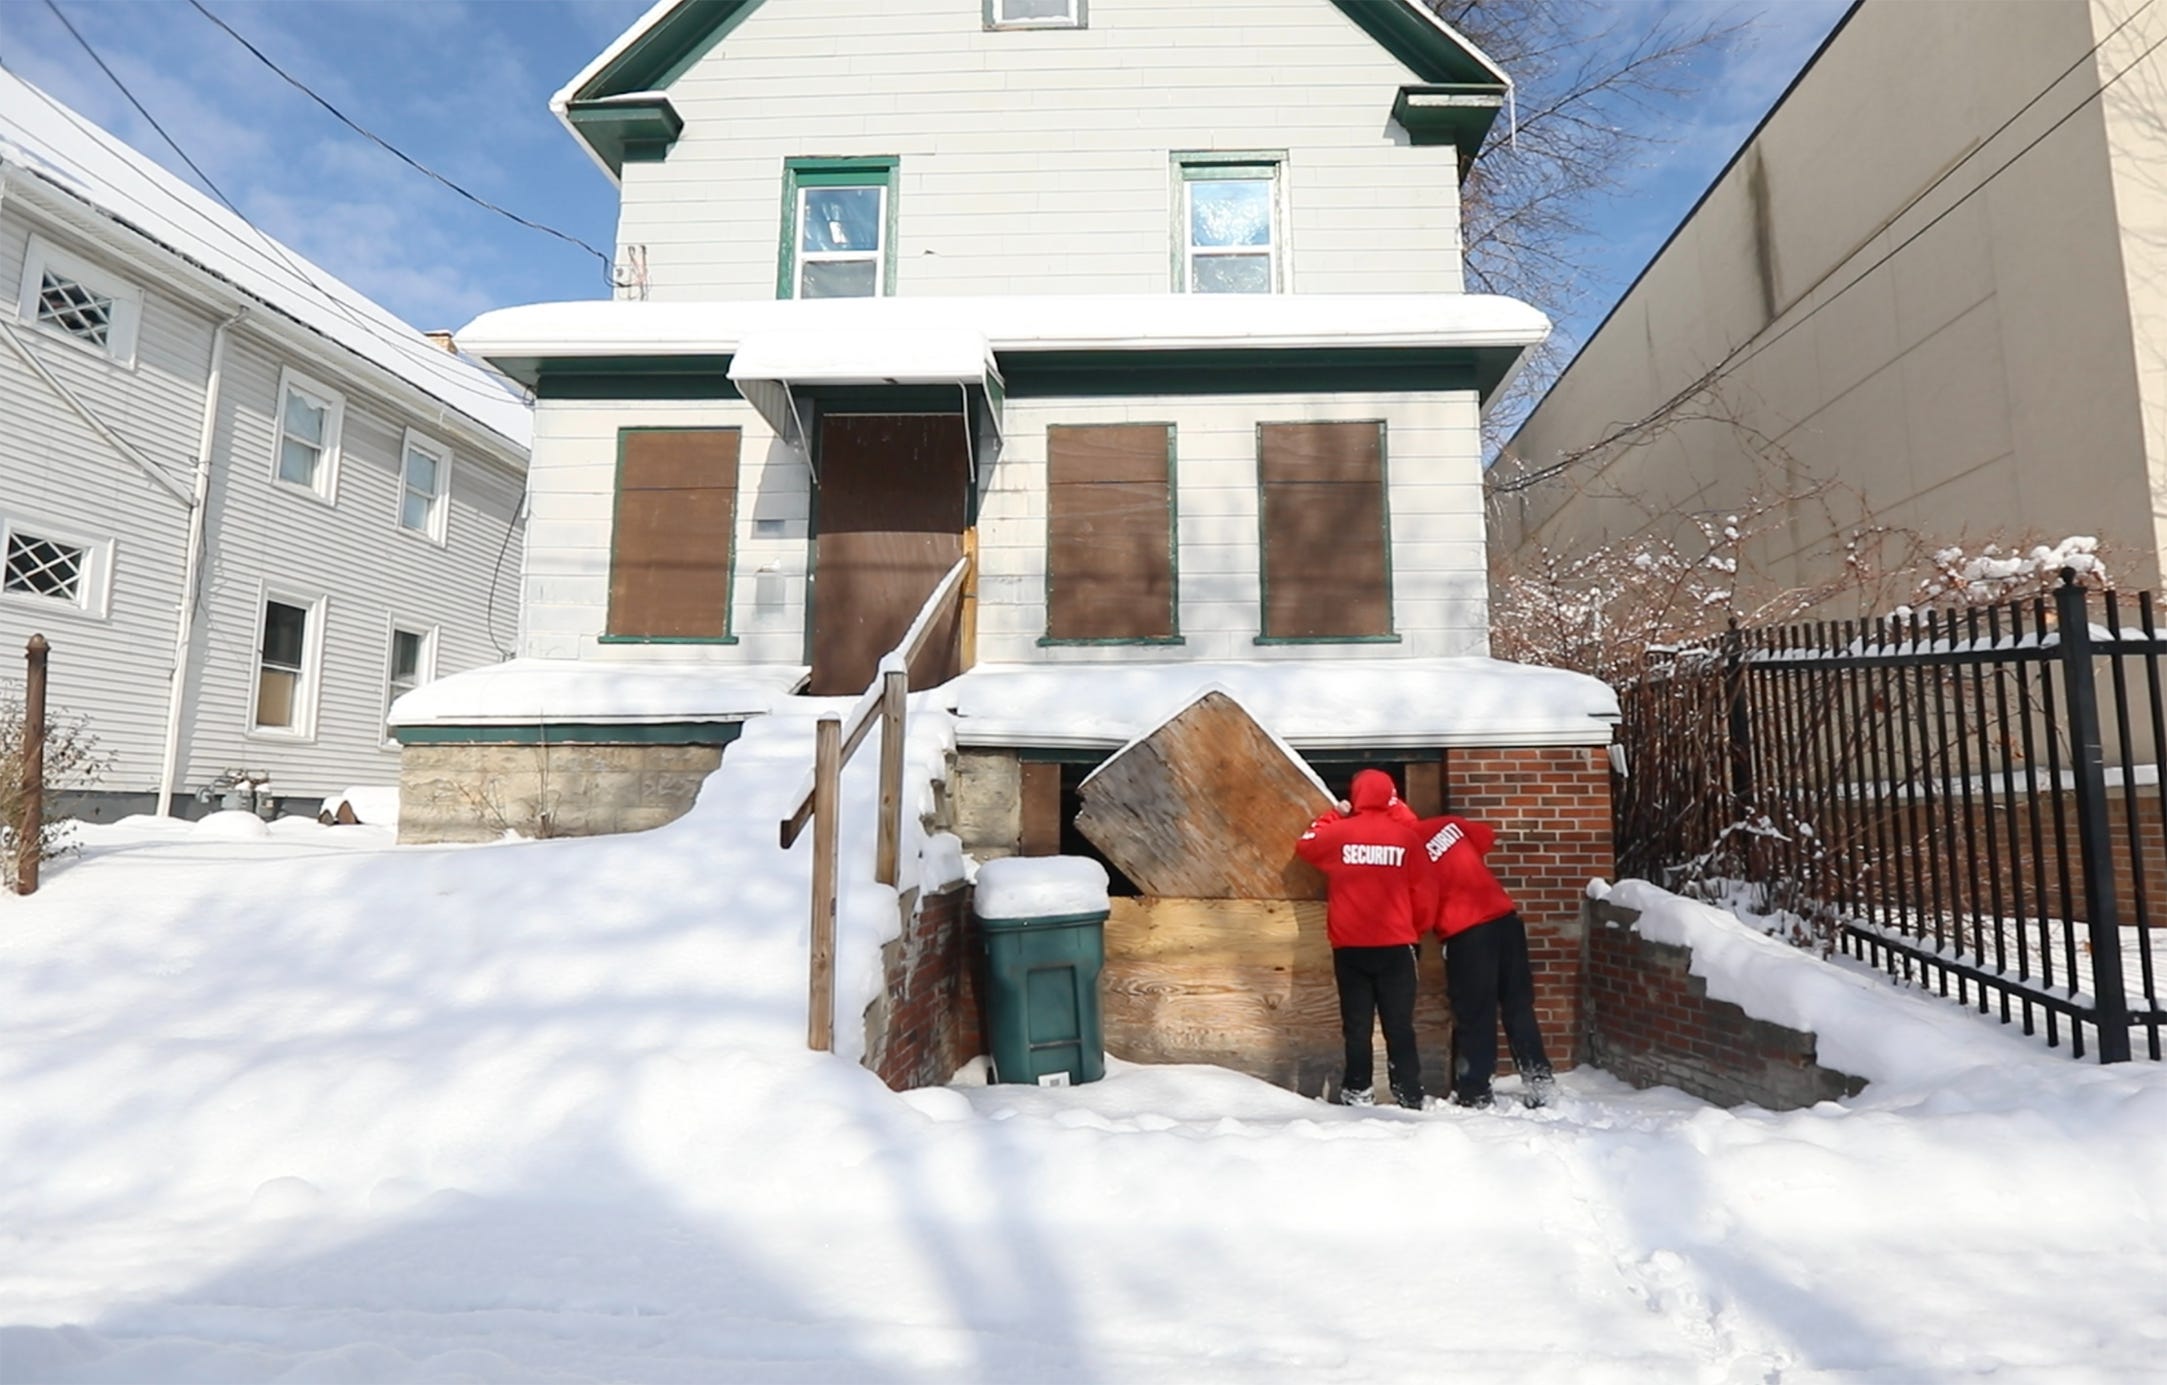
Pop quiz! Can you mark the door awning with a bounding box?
[727,326,1002,449]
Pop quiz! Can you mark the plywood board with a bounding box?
[1075,690,1331,900]
[1102,898,1451,1101]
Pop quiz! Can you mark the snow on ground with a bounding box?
[5,715,2167,1382]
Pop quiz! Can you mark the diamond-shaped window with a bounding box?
[3,532,87,603]
[35,271,114,349]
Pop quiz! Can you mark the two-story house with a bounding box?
[0,70,531,820]
[399,0,1622,1090]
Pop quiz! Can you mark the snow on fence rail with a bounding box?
[1617,573,2167,1062]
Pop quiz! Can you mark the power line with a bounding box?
[185,0,613,275]
[22,2,526,418]
[1495,6,2165,496]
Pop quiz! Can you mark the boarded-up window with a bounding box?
[1257,421,1390,640]
[1046,423,1176,641]
[607,428,740,639]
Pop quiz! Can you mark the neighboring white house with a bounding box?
[0,69,531,819]
[403,0,1618,843]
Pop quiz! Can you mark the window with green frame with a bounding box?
[1174,154,1283,294]
[778,157,900,299]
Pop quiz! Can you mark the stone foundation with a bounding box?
[398,741,725,843]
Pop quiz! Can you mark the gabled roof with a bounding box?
[552,0,1511,181]
[0,68,532,452]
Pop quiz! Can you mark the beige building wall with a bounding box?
[1495,0,2167,597]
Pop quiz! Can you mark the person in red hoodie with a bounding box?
[1294,768,1433,1109]
[1410,812,1557,1108]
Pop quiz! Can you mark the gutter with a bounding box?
[156,303,247,816]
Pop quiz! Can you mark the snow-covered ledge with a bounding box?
[388,658,808,730]
[948,658,1618,750]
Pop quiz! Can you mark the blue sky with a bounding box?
[0,0,1847,344]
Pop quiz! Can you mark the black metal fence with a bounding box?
[1617,574,2167,1062]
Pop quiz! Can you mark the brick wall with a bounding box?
[1443,746,1613,1070]
[864,884,986,1090]
[1585,898,1866,1109]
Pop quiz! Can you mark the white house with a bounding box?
[401,0,1618,845]
[0,69,531,819]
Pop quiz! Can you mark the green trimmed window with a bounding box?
[986,0,1084,27]
[1175,155,1283,294]
[778,157,900,300]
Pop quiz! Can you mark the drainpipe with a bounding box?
[156,304,248,815]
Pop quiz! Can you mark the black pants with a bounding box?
[1333,944,1423,1104]
[1445,911,1553,1101]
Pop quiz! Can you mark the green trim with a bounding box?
[562,96,685,177]
[1171,151,1286,295]
[1004,350,1483,399]
[507,348,1515,404]
[1255,419,1396,642]
[607,426,742,642]
[397,721,747,747]
[982,0,1087,28]
[1041,421,1180,643]
[571,0,763,101]
[778,156,901,301]
[1324,0,1503,85]
[1391,84,1506,169]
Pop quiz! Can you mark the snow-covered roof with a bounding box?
[459,293,1549,366]
[389,659,808,728]
[949,659,1619,750]
[0,69,532,453]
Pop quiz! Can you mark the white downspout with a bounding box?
[157,305,247,815]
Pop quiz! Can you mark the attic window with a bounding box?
[988,0,1083,28]
[14,235,143,364]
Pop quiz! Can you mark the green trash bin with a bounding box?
[975,857,1109,1086]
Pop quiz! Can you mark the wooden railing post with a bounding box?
[875,666,907,887]
[808,713,841,1052]
[18,634,48,896]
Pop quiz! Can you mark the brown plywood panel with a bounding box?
[1019,761,1062,856]
[1102,898,1450,1099]
[1074,689,1331,899]
[811,414,969,694]
[1048,479,1174,640]
[1261,478,1388,639]
[608,430,738,639]
[1049,423,1172,485]
[1257,420,1382,486]
[1403,760,1443,818]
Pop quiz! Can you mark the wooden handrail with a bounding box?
[778,556,971,848]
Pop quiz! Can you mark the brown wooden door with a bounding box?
[810,414,969,694]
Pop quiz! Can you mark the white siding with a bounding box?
[180,331,526,799]
[617,0,1463,300]
[0,202,201,790]
[522,386,1488,667]
[0,191,528,804]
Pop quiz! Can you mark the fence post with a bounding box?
[17,634,47,896]
[2054,571,2132,1062]
[1724,619,1754,815]
[875,666,906,887]
[808,713,841,1052]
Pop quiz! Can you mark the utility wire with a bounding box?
[24,1,527,418]
[185,0,613,274]
[1495,4,2164,495]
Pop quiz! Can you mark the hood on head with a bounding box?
[1349,768,1398,812]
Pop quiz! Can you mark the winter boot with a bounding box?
[1447,1088,1493,1110]
[1338,1085,1375,1107]
[1522,1072,1559,1109]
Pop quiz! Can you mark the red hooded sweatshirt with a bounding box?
[1410,815,1517,937]
[1293,769,1432,948]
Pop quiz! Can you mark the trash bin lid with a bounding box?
[974,855,1111,921]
